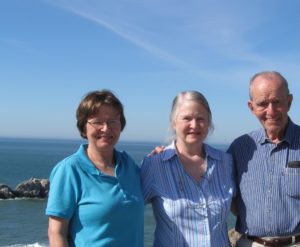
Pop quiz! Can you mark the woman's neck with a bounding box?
[175,140,204,157]
[175,141,206,182]
[86,145,115,176]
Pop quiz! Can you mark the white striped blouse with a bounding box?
[141,142,235,247]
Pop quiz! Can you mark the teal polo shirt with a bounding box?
[46,144,144,247]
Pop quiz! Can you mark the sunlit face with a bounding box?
[173,100,209,147]
[248,75,292,141]
[85,105,121,151]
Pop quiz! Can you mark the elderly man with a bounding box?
[228,71,300,247]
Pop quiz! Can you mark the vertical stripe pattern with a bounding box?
[228,119,300,236]
[141,142,235,247]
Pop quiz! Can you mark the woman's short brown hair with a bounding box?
[76,90,126,138]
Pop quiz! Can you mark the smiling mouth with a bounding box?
[266,118,280,123]
[96,134,112,139]
[188,132,200,136]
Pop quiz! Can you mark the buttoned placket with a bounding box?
[264,142,275,235]
[264,141,289,235]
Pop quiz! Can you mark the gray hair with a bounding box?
[249,71,290,100]
[169,91,214,139]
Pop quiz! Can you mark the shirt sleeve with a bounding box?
[227,152,237,198]
[226,143,239,198]
[140,156,155,203]
[45,159,79,220]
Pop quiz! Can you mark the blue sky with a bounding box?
[1,0,300,144]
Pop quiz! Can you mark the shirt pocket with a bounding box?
[281,168,300,198]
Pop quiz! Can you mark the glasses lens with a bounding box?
[88,120,120,129]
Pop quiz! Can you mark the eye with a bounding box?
[272,100,281,106]
[92,120,103,125]
[182,116,192,121]
[256,101,268,108]
[196,117,205,122]
[108,120,120,127]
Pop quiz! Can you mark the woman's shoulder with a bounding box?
[114,149,140,169]
[115,149,133,161]
[50,152,82,177]
[205,144,230,157]
[142,146,176,171]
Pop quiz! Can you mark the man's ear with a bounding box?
[248,100,254,112]
[287,94,293,111]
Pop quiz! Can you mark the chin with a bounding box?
[187,138,202,144]
[96,139,115,147]
[266,126,283,135]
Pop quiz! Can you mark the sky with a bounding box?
[1,0,300,144]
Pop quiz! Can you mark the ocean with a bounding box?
[0,138,236,247]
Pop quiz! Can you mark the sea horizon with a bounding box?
[0,136,230,146]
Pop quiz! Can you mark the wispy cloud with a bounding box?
[45,0,294,75]
[47,0,198,70]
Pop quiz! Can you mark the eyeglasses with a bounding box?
[87,119,121,130]
[252,96,291,111]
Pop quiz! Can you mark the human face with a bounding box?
[85,105,121,151]
[248,75,292,142]
[173,100,209,147]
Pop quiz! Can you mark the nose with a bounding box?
[190,119,198,127]
[266,102,276,116]
[100,122,109,131]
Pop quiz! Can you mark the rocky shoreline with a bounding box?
[0,178,49,199]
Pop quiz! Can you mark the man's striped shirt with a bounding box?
[228,119,300,237]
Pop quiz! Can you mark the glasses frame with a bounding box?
[87,119,121,130]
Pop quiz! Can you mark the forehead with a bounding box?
[251,75,287,100]
[177,100,208,116]
[92,105,120,117]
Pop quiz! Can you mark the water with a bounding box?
[0,138,235,246]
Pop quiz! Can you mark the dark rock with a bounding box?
[14,178,49,198]
[0,184,15,199]
[40,178,50,197]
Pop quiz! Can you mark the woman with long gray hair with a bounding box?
[141,90,235,246]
